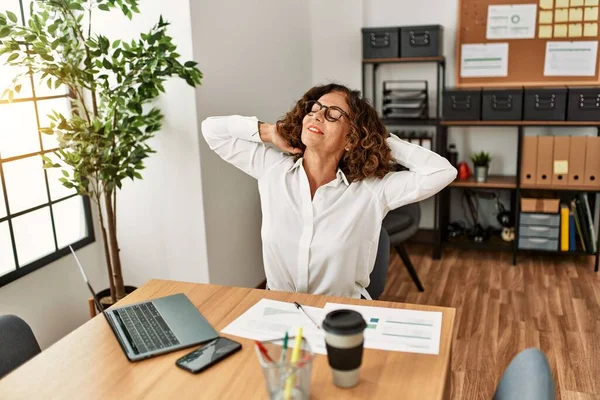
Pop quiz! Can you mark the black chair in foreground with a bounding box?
[0,315,41,379]
[494,348,555,400]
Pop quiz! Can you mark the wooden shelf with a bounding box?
[520,183,600,192]
[450,175,517,189]
[363,56,445,64]
[381,117,439,126]
[441,120,600,126]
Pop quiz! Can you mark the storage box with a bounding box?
[442,89,481,121]
[400,25,443,58]
[362,27,401,59]
[523,88,567,121]
[519,225,560,239]
[518,237,559,251]
[481,88,523,121]
[567,87,600,121]
[521,198,560,214]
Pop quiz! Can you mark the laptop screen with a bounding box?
[69,246,107,316]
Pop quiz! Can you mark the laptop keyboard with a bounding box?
[118,303,180,354]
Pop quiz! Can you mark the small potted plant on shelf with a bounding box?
[471,151,491,183]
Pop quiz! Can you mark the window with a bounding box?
[0,0,94,287]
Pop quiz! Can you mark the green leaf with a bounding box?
[98,4,110,11]
[112,39,121,48]
[6,11,17,23]
[6,53,18,62]
[184,61,198,68]
[61,169,69,178]
[14,84,21,93]
[102,58,112,69]
[40,127,54,135]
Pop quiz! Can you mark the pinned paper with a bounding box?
[584,22,599,35]
[541,0,554,8]
[556,8,569,22]
[557,0,570,7]
[572,0,585,6]
[540,25,554,37]
[570,8,584,21]
[554,161,569,174]
[555,23,569,36]
[569,22,584,36]
[585,6,599,20]
[540,10,554,23]
[586,0,599,5]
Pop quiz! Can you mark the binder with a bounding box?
[569,210,576,251]
[552,136,570,186]
[520,136,538,185]
[581,193,597,253]
[568,136,587,187]
[560,204,569,251]
[572,200,587,252]
[536,136,554,186]
[584,136,600,188]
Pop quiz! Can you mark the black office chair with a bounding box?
[383,202,424,292]
[0,315,41,379]
[367,227,390,300]
[494,348,555,400]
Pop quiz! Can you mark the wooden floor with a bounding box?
[380,245,600,400]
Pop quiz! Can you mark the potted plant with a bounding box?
[0,0,202,307]
[471,151,491,183]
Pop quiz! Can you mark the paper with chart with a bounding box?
[461,43,509,77]
[220,298,327,354]
[323,303,443,355]
[544,41,598,76]
[487,4,537,39]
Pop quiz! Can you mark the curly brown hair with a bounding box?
[277,83,392,183]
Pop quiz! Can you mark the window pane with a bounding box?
[37,96,70,150]
[0,101,40,158]
[12,206,55,266]
[53,196,87,249]
[0,222,16,276]
[0,177,5,219]
[46,152,76,201]
[0,53,33,100]
[3,156,47,213]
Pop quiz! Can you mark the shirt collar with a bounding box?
[289,157,350,186]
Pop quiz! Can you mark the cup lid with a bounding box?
[322,309,367,335]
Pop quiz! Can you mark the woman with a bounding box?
[202,83,456,299]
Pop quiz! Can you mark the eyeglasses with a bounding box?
[305,100,349,122]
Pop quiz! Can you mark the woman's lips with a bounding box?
[308,126,323,135]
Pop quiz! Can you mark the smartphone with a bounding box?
[175,337,242,374]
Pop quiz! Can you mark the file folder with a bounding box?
[552,136,570,186]
[536,136,554,186]
[561,204,569,251]
[568,136,587,186]
[584,136,600,187]
[521,136,538,185]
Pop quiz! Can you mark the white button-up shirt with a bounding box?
[202,115,456,299]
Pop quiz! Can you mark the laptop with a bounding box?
[70,246,219,362]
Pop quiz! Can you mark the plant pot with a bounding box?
[96,286,138,310]
[474,165,489,182]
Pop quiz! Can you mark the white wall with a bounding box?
[190,0,312,287]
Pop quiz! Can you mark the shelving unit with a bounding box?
[436,120,600,271]
[362,57,446,122]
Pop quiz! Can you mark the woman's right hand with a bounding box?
[259,122,303,155]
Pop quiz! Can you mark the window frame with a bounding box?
[0,0,95,288]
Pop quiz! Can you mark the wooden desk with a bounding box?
[0,280,455,399]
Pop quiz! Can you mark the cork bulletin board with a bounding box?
[456,0,600,87]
